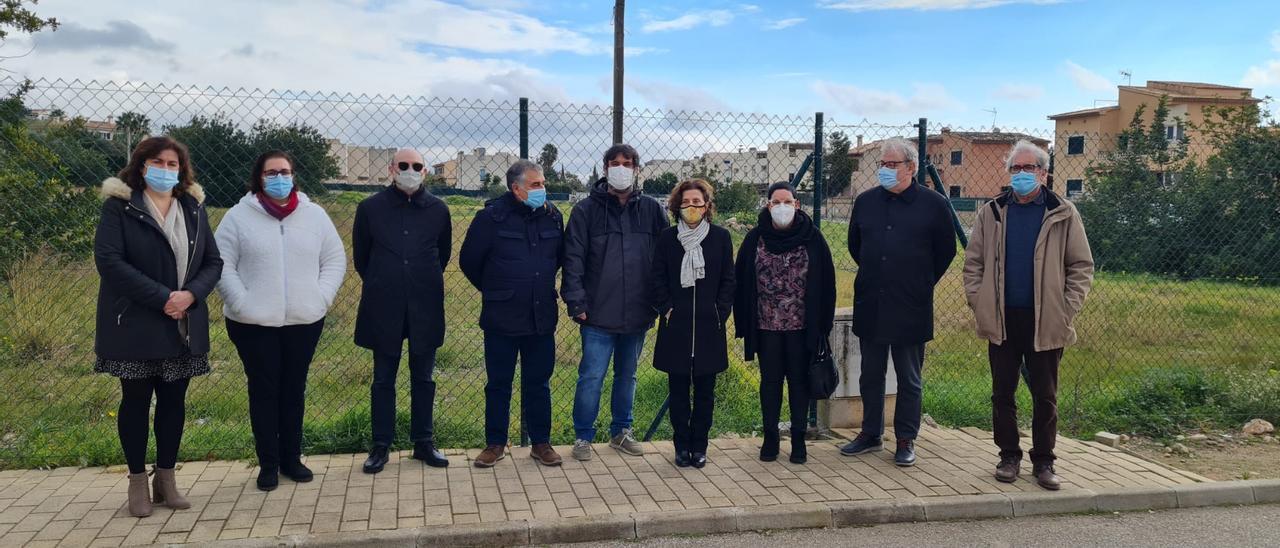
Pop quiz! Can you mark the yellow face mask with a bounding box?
[680,205,705,225]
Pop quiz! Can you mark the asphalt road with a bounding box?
[556,503,1280,548]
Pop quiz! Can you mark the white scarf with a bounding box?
[677,219,709,288]
[145,193,190,340]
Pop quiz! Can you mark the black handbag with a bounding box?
[808,338,839,400]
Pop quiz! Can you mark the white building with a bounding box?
[448,147,522,190]
[327,139,396,184]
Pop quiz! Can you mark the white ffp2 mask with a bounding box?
[606,165,635,191]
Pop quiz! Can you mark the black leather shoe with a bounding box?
[839,432,883,456]
[894,439,917,467]
[256,467,279,492]
[412,441,450,468]
[363,445,390,474]
[674,450,692,468]
[281,461,313,483]
[690,452,707,469]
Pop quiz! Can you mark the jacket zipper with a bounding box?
[280,223,289,325]
[181,205,201,345]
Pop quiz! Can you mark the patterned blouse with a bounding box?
[755,239,808,331]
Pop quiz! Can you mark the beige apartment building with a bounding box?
[1049,81,1258,196]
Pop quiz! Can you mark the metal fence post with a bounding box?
[518,96,530,447]
[810,112,824,432]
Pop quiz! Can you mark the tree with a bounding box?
[537,144,558,183]
[823,131,854,198]
[164,114,252,207]
[0,1,57,40]
[642,172,677,195]
[114,111,151,156]
[34,116,120,187]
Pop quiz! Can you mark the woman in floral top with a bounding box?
[733,182,836,464]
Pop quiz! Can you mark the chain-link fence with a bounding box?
[1,78,1277,468]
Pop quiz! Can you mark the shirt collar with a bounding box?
[881,182,919,203]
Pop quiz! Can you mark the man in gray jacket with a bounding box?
[562,144,670,461]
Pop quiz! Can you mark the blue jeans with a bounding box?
[858,340,925,441]
[572,325,646,441]
[483,332,555,446]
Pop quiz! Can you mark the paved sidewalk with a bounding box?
[0,426,1212,547]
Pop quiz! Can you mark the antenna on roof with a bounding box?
[982,107,998,131]
[1119,70,1132,86]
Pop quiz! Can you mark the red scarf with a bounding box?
[257,190,299,220]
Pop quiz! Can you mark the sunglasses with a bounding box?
[398,162,425,172]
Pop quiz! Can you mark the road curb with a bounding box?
[193,481,1280,547]
[1173,481,1256,508]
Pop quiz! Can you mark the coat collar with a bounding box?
[878,182,920,203]
[100,177,205,209]
[382,184,437,208]
[990,185,1072,223]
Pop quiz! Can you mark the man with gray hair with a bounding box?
[963,139,1093,490]
[841,137,956,467]
[460,159,565,468]
[356,148,452,474]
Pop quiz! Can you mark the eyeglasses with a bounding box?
[264,169,293,177]
[879,160,908,169]
[1008,164,1042,174]
[398,162,425,172]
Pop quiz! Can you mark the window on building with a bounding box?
[479,168,488,183]
[851,159,860,172]
[948,185,961,198]
[1066,179,1083,197]
[950,150,962,166]
[1067,136,1085,155]
[787,172,794,181]
[1001,185,1011,194]
[1165,124,1185,142]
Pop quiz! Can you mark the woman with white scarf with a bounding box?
[650,179,736,469]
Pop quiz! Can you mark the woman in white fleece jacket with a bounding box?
[215,150,346,492]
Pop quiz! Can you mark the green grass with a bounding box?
[0,192,1277,468]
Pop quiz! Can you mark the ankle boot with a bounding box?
[760,430,780,462]
[127,473,153,517]
[151,467,191,509]
[789,429,808,464]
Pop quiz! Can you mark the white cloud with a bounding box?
[739,4,762,12]
[641,10,734,33]
[811,80,960,116]
[625,78,731,112]
[765,18,806,30]
[992,83,1044,101]
[1242,31,1280,88]
[818,0,1062,11]
[1064,60,1114,92]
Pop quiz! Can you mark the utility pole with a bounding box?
[612,1,625,144]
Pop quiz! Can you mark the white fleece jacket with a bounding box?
[215,192,347,327]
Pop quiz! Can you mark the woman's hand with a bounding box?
[164,291,195,319]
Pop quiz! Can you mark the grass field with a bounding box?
[0,192,1277,469]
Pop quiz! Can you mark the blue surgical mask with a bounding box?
[143,166,179,193]
[522,187,547,209]
[1010,172,1039,196]
[877,167,899,190]
[264,175,294,199]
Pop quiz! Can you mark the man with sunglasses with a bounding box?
[841,138,956,467]
[963,140,1093,490]
[354,148,453,474]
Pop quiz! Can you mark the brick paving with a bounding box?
[0,426,1209,547]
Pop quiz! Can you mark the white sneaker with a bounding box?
[572,439,594,461]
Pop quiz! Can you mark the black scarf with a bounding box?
[757,207,815,254]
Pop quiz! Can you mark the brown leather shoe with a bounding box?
[994,458,1020,483]
[1034,464,1061,490]
[474,444,506,468]
[530,443,562,467]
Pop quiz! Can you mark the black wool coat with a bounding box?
[650,224,736,377]
[847,183,957,345]
[353,186,452,353]
[94,179,223,361]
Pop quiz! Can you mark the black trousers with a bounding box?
[227,318,325,470]
[858,341,926,440]
[371,347,437,447]
[668,372,717,454]
[756,330,809,438]
[990,307,1062,465]
[118,377,190,475]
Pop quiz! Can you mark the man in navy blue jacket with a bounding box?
[841,138,957,467]
[460,160,565,468]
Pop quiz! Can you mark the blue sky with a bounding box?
[4,0,1278,132]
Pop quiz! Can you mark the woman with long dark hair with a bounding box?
[94,136,222,517]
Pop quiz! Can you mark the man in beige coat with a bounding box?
[963,140,1094,491]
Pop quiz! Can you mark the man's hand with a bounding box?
[165,291,195,320]
[575,312,587,321]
